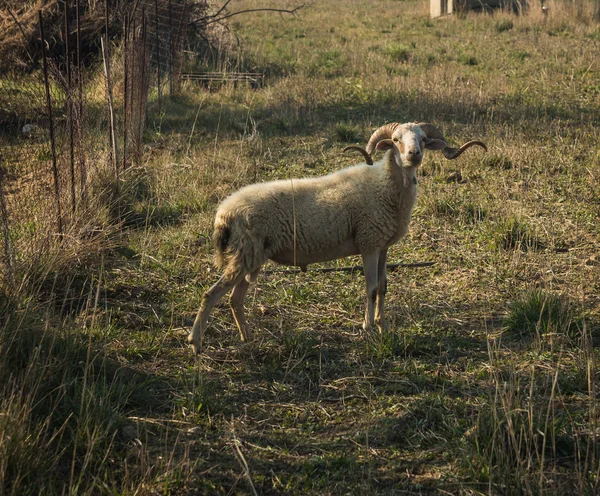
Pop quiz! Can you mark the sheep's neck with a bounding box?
[386,159,418,190]
[376,159,419,247]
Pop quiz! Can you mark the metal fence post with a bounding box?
[140,10,148,149]
[39,10,64,237]
[123,13,129,170]
[155,0,162,110]
[76,0,86,202]
[0,167,14,284]
[102,36,119,188]
[168,0,173,98]
[65,0,76,215]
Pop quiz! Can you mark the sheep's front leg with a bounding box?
[188,270,245,354]
[362,252,379,332]
[375,249,388,332]
[229,269,260,342]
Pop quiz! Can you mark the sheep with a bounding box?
[188,122,486,354]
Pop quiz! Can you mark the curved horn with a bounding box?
[343,145,373,165]
[417,122,487,160]
[416,122,447,143]
[366,122,401,155]
[442,140,488,160]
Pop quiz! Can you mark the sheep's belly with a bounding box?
[269,238,359,267]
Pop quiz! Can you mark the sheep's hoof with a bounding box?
[187,333,202,355]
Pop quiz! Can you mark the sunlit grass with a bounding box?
[2,0,600,493]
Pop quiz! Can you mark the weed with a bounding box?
[502,289,582,340]
[308,49,348,77]
[482,153,513,169]
[511,50,531,61]
[366,327,404,360]
[463,202,487,223]
[495,19,514,32]
[0,317,154,494]
[464,342,598,492]
[175,369,220,419]
[458,53,478,66]
[428,197,487,224]
[333,122,362,143]
[386,44,412,63]
[494,216,545,251]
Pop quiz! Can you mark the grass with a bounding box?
[503,289,583,340]
[1,0,600,493]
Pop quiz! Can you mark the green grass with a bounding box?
[503,289,583,340]
[2,0,600,493]
[494,216,546,251]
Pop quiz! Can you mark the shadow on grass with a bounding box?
[183,424,445,494]
[0,314,176,494]
[147,82,600,150]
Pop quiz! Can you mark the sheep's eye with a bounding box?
[393,138,399,142]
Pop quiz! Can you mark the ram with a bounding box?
[188,122,486,353]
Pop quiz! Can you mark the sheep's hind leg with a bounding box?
[362,252,379,332]
[374,249,388,332]
[188,270,245,354]
[230,268,260,342]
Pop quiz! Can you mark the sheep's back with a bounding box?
[214,164,381,256]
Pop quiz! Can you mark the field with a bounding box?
[2,0,600,494]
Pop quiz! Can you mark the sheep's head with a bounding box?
[365,122,487,168]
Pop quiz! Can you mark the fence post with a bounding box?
[39,10,64,237]
[139,10,148,152]
[130,15,137,162]
[102,36,119,189]
[0,167,14,284]
[76,0,86,202]
[173,0,187,96]
[65,0,76,215]
[155,0,162,110]
[123,13,129,170]
[168,0,173,98]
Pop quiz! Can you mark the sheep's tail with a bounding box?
[212,221,231,270]
[212,213,265,276]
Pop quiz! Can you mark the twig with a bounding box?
[127,416,192,426]
[230,436,258,496]
[190,4,305,26]
[211,0,232,21]
[320,394,370,403]
[264,261,435,276]
[7,8,34,63]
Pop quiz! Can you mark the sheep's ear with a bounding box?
[424,138,447,151]
[376,139,394,151]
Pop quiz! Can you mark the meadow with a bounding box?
[1,0,600,493]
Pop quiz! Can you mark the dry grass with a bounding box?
[1,0,600,493]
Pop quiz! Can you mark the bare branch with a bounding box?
[189,4,305,27]
[7,8,34,63]
[211,0,233,20]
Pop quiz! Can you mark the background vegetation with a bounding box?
[1,0,600,493]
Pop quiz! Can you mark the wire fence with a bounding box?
[0,0,188,290]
